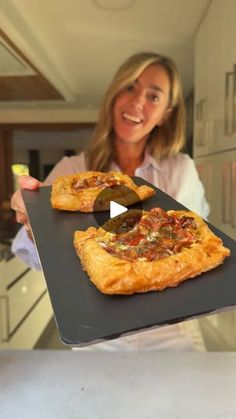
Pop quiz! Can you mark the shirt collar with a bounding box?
[140,149,163,172]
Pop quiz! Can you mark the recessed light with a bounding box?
[93,0,135,11]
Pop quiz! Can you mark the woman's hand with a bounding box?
[10,175,43,239]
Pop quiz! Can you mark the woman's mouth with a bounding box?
[122,112,143,124]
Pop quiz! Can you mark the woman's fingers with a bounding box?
[18,175,43,190]
[10,175,43,233]
[16,210,28,225]
[11,175,42,214]
[10,189,27,215]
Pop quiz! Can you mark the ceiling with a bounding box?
[0,0,211,123]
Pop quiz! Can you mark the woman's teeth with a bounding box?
[123,113,142,124]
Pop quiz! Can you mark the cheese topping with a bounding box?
[97,208,199,262]
[72,175,122,190]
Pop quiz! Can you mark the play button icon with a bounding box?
[93,184,144,233]
[110,201,127,218]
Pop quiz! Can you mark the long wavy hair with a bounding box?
[86,51,186,171]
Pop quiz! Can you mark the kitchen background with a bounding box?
[0,0,235,351]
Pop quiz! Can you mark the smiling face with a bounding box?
[113,64,172,147]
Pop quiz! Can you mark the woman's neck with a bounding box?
[114,138,146,176]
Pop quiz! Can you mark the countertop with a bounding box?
[1,350,236,418]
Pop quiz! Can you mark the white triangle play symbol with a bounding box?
[110,201,128,218]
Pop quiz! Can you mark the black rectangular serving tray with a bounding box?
[22,178,236,346]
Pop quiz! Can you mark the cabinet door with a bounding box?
[9,292,52,349]
[199,308,236,351]
[8,269,47,336]
[194,15,210,157]
[216,0,236,151]
[195,160,212,212]
[0,260,8,348]
[0,295,9,349]
[5,256,29,288]
[194,0,236,155]
[0,257,53,349]
[217,151,236,239]
[205,0,225,154]
[195,151,236,239]
[195,155,220,224]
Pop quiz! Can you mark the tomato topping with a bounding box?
[99,208,198,262]
[73,175,121,189]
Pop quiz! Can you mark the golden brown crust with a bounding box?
[51,171,155,212]
[74,210,230,295]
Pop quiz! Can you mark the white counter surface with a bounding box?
[1,350,236,419]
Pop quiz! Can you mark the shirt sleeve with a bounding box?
[175,156,210,219]
[11,226,42,270]
[11,154,86,269]
[44,155,86,185]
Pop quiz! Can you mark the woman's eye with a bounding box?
[126,84,135,92]
[148,93,159,103]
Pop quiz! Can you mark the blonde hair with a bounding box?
[86,51,186,171]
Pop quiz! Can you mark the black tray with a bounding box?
[22,178,236,346]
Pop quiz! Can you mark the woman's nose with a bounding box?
[131,92,145,110]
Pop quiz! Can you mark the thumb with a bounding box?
[18,175,43,190]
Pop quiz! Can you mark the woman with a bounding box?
[11,52,209,350]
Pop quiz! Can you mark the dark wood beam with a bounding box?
[0,129,14,205]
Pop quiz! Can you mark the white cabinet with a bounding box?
[194,0,236,240]
[0,256,53,349]
[8,269,47,335]
[195,150,236,239]
[194,0,236,350]
[199,308,236,351]
[194,11,212,155]
[194,0,236,158]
